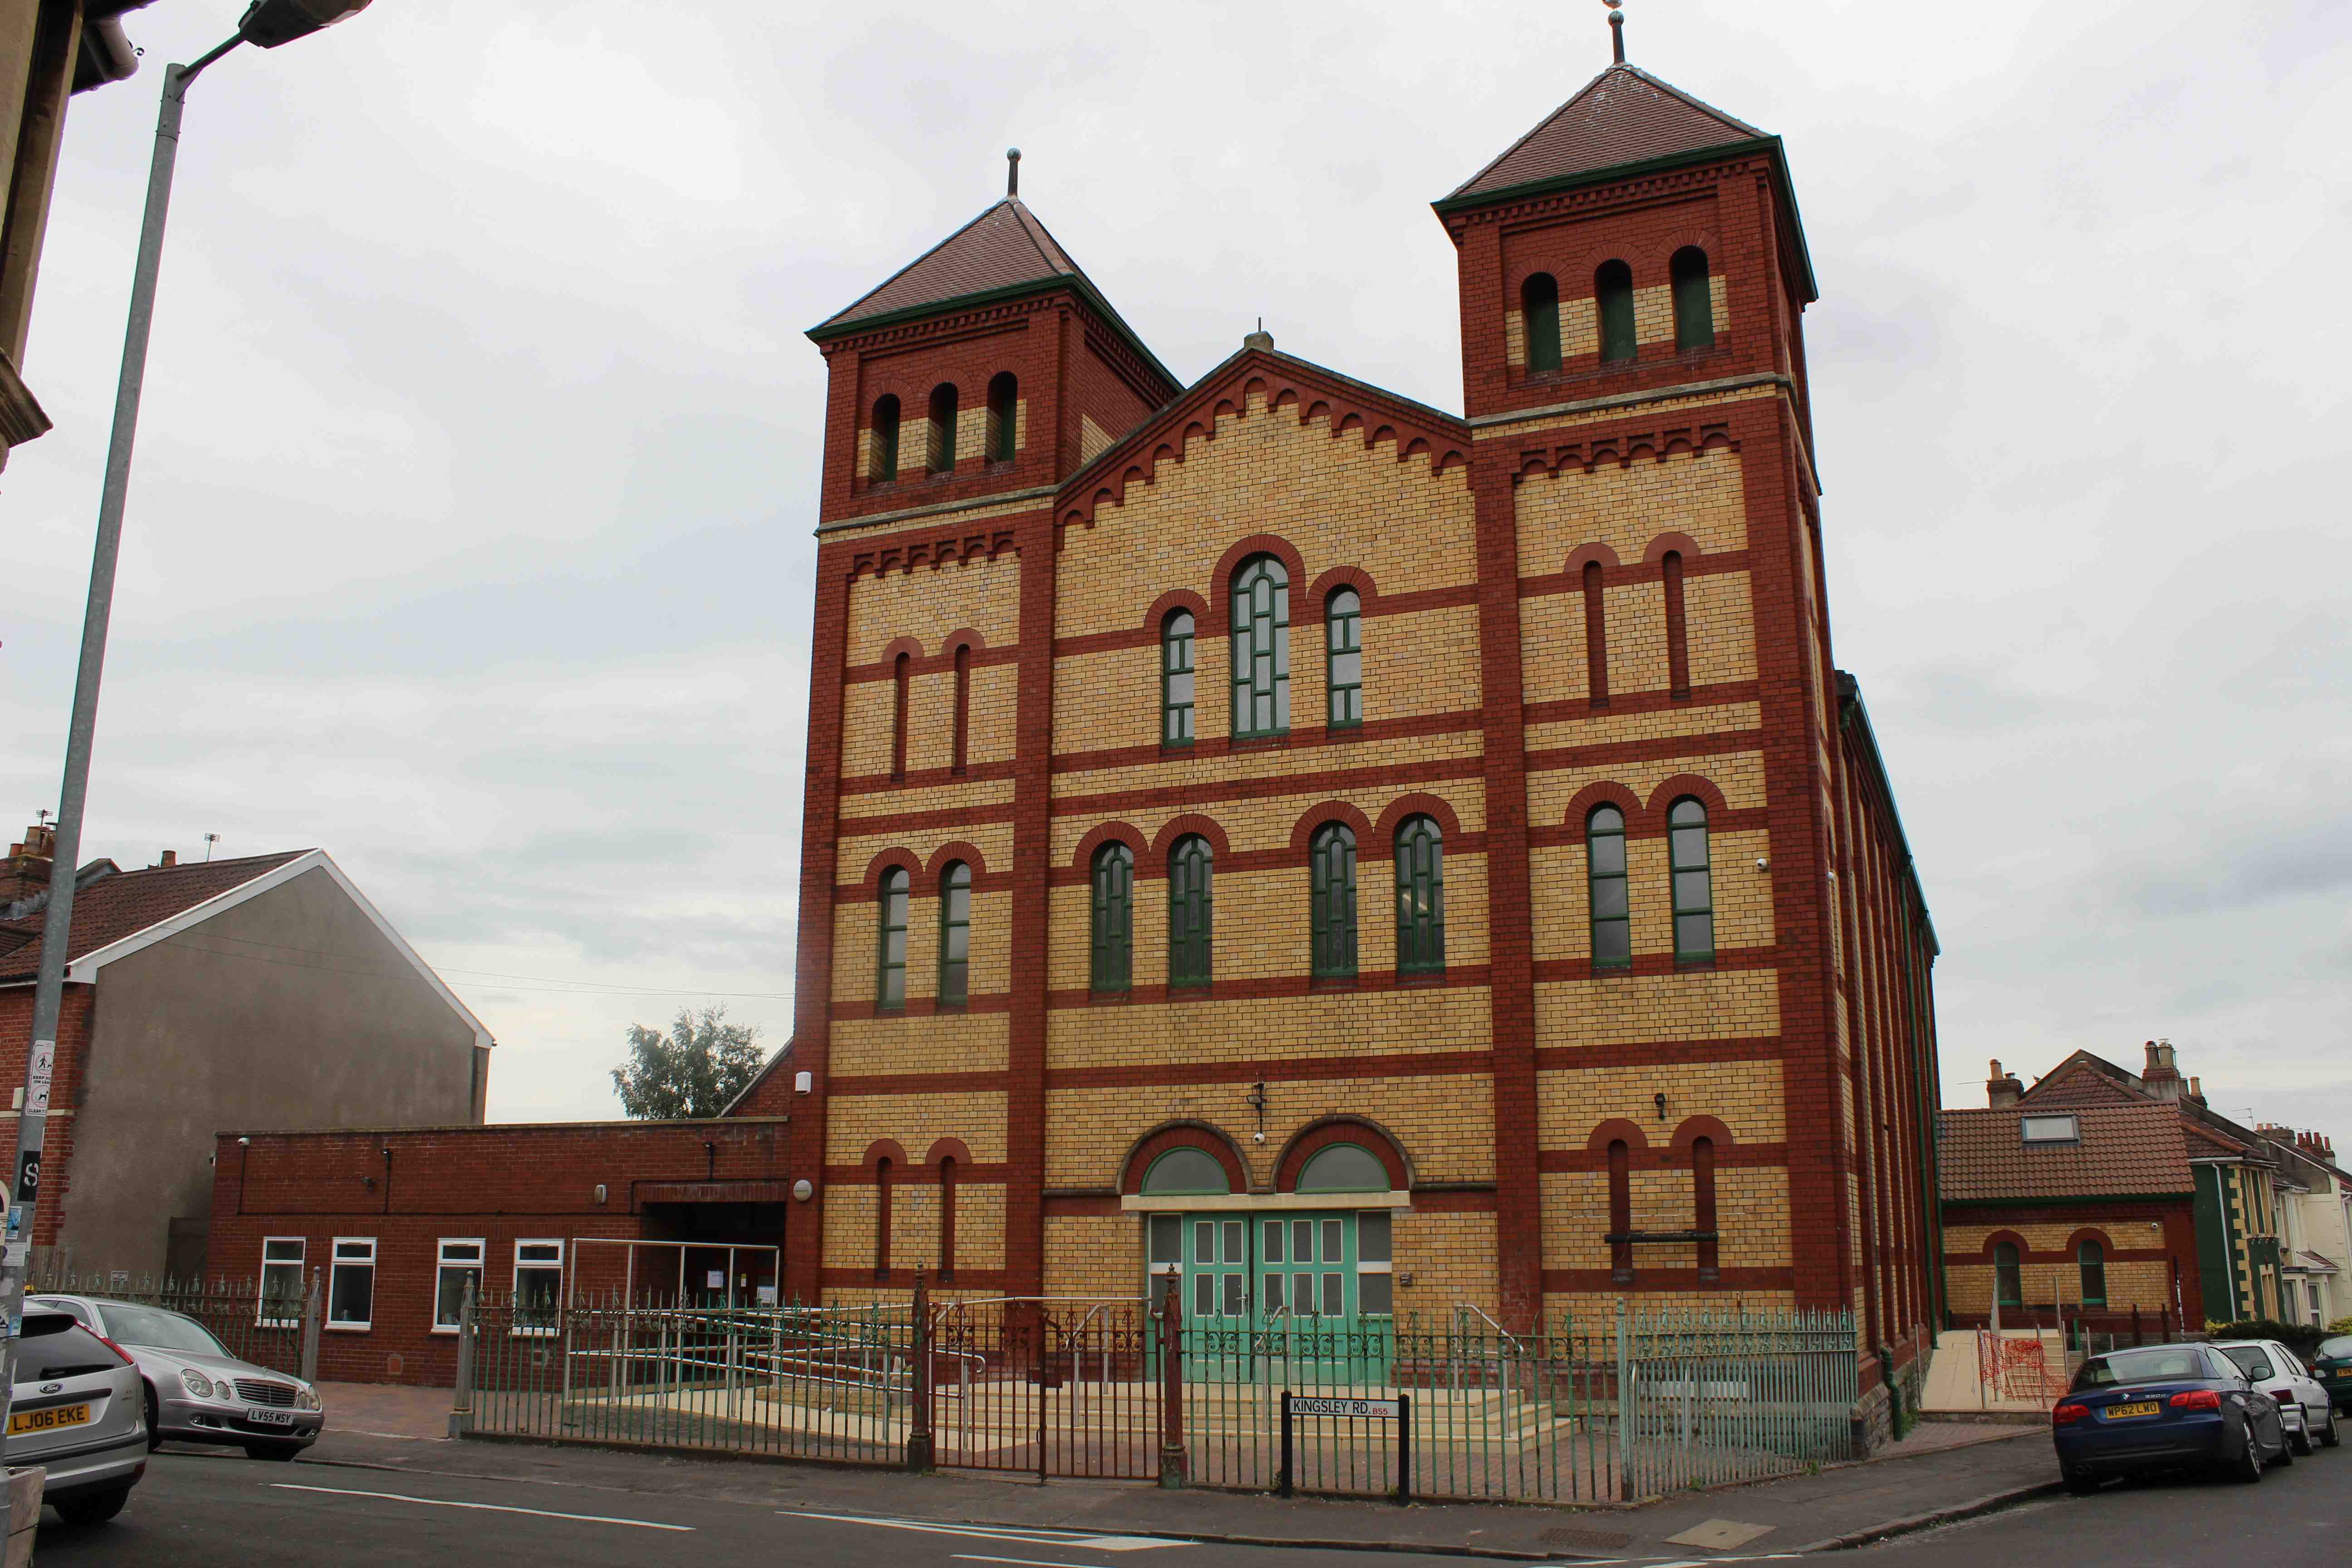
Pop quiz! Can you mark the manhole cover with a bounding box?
[1540,1527,1632,1549]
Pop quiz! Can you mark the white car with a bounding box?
[2215,1339,2340,1455]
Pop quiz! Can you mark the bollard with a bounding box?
[905,1269,935,1472]
[1157,1274,1186,1489]
[448,1274,477,1437]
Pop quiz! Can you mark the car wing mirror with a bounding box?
[2250,1362,2274,1380]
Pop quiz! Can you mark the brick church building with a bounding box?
[210,42,1945,1415]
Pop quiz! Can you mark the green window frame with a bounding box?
[1168,835,1213,988]
[876,867,910,1009]
[1994,1241,2023,1307]
[1161,610,1196,745]
[1324,588,1362,729]
[985,371,1018,462]
[1671,247,1714,352]
[1595,260,1637,364]
[1230,555,1290,738]
[1669,797,1715,963]
[1090,843,1134,993]
[2078,1239,2107,1306]
[1393,815,1444,975]
[926,382,958,473]
[937,861,971,1007]
[870,394,900,480]
[1309,823,1357,980]
[1587,804,1630,968]
[1520,271,1561,373]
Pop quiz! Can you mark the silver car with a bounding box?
[7,1309,147,1525]
[31,1295,323,1460]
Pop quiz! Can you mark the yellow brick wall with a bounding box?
[832,885,1014,1009]
[1514,447,1748,577]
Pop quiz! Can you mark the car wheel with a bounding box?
[2062,1463,2101,1495]
[2322,1406,2341,1449]
[243,1443,299,1462]
[142,1383,162,1453]
[53,1486,130,1527]
[2289,1420,2313,1457]
[2234,1424,2266,1484]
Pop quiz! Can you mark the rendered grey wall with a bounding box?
[61,867,483,1276]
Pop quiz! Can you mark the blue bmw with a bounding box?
[2053,1343,2289,1492]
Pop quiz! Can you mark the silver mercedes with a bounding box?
[29,1296,324,1459]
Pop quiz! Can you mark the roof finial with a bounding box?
[1605,0,1625,64]
[1006,147,1021,198]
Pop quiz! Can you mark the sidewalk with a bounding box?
[292,1385,2057,1558]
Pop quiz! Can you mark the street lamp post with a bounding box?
[1,0,372,1437]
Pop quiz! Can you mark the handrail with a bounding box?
[1455,1302,1531,1356]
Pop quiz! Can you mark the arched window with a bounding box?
[950,644,971,774]
[1607,1138,1633,1284]
[1142,1146,1230,1196]
[876,868,911,1009]
[1230,555,1290,738]
[1090,843,1134,993]
[1587,805,1630,968]
[1671,247,1713,352]
[985,372,1018,463]
[1168,835,1213,988]
[890,652,911,779]
[1298,1142,1390,1193]
[2078,1239,2107,1306]
[1309,823,1357,980]
[1161,610,1195,746]
[1994,1241,2022,1307]
[1595,260,1636,364]
[1669,798,1715,963]
[873,1156,893,1281]
[1324,588,1362,729]
[937,1156,957,1283]
[1692,1136,1719,1282]
[870,395,901,480]
[1393,815,1444,975]
[1521,272,1561,373]
[937,862,971,1007]
[926,382,958,474]
[1582,559,1609,708]
[1661,550,1690,700]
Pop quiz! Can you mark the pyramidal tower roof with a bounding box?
[1446,62,1768,202]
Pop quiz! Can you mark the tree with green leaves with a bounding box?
[610,1005,766,1119]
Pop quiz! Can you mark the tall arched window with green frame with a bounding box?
[1669,797,1715,963]
[1161,610,1196,746]
[1090,843,1134,993]
[1230,555,1290,738]
[1595,260,1637,364]
[876,867,910,1009]
[1168,835,1213,988]
[1520,272,1561,373]
[936,861,971,1007]
[1587,804,1630,968]
[1393,815,1444,975]
[1309,823,1357,979]
[1671,247,1715,351]
[1325,588,1362,729]
[1994,1241,2023,1307]
[2078,1239,2107,1306]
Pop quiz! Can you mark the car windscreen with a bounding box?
[95,1302,228,1357]
[13,1324,122,1382]
[2319,1336,2352,1361]
[2218,1345,2276,1379]
[2073,1347,2212,1388]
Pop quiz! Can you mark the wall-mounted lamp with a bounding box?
[794,1070,813,1095]
[1654,1091,1669,1122]
[1245,1081,1268,1144]
[792,1178,815,1202]
[593,1184,608,1205]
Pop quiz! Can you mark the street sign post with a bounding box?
[1277,1391,1412,1503]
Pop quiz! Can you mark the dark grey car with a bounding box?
[31,1296,323,1459]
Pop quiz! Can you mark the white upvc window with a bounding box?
[433,1238,485,1333]
[259,1237,305,1327]
[514,1240,564,1335]
[327,1236,377,1331]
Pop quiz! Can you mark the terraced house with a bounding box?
[736,51,1946,1420]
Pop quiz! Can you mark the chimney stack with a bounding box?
[2188,1075,2205,1106]
[1987,1058,2023,1111]
[157,850,176,868]
[2141,1039,2184,1102]
[0,821,56,906]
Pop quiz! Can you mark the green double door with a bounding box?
[1152,1210,1392,1382]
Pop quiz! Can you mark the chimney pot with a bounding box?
[1987,1060,2023,1111]
[158,850,176,868]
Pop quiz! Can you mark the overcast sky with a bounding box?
[4,1,2344,1133]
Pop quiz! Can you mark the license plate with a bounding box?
[248,1409,296,1427]
[2105,1401,2160,1419]
[7,1403,89,1435]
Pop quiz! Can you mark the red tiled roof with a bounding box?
[2182,1119,2252,1159]
[1448,64,1766,201]
[1938,1103,2198,1202]
[0,851,309,985]
[2019,1055,2147,1108]
[818,198,1088,329]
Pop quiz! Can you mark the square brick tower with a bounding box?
[744,35,1942,1423]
